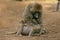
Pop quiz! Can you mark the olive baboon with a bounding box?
[56,0,60,11]
[16,0,22,1]
[16,3,46,36]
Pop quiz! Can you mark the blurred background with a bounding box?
[0,0,60,40]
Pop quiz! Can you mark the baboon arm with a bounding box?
[16,21,24,35]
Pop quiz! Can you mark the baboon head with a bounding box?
[26,3,42,24]
[30,3,42,13]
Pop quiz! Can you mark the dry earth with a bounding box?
[0,1,60,40]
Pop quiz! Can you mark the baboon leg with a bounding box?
[16,21,24,36]
[39,24,46,35]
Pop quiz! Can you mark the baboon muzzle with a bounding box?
[32,11,41,24]
[32,11,41,19]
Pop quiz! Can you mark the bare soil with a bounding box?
[0,1,60,40]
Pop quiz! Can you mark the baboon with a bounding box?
[16,3,46,36]
[16,0,22,1]
[56,0,60,11]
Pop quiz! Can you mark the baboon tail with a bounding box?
[6,32,17,35]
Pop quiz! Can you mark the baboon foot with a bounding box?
[41,30,47,34]
[19,34,22,36]
[16,34,22,36]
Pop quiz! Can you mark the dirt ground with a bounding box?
[0,1,60,40]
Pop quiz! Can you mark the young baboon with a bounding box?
[16,3,46,36]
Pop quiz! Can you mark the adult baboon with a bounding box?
[16,3,46,36]
[16,0,22,1]
[56,0,60,11]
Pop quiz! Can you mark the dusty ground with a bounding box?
[0,1,60,40]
